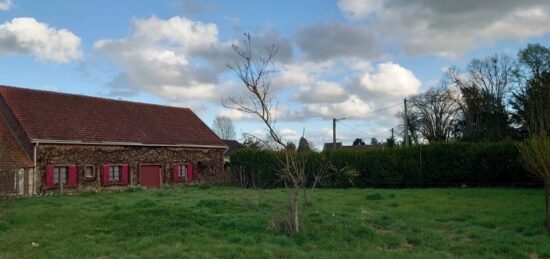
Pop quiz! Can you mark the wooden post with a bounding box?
[58,170,63,195]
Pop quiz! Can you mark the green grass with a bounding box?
[1,187,549,258]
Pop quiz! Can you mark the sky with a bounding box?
[0,0,549,149]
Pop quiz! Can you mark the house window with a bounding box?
[179,164,187,180]
[53,167,68,185]
[84,166,95,179]
[102,164,128,186]
[109,166,121,182]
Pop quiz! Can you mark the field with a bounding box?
[1,186,549,258]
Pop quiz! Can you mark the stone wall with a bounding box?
[0,108,33,195]
[36,144,225,193]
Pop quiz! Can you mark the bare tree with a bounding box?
[212,115,236,140]
[396,110,421,146]
[224,33,306,234]
[410,83,460,143]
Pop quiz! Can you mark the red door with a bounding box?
[140,165,161,188]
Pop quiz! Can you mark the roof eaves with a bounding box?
[30,139,229,150]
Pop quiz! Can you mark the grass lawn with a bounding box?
[1,186,549,258]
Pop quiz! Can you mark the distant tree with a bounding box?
[448,54,516,141]
[517,43,550,80]
[286,141,296,152]
[353,138,366,146]
[410,83,460,143]
[396,110,421,146]
[386,137,396,148]
[511,72,550,137]
[519,134,550,232]
[511,44,550,138]
[370,138,379,145]
[212,116,236,140]
[241,134,262,149]
[297,137,311,152]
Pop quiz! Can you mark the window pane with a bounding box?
[179,165,187,178]
[85,167,93,178]
[109,166,121,182]
[54,168,59,184]
[61,167,67,184]
[53,167,68,184]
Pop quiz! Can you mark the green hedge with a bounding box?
[229,141,537,188]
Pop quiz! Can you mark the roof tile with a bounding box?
[0,85,225,147]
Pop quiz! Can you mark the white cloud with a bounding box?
[360,62,421,96]
[157,84,216,100]
[217,108,249,121]
[0,0,12,11]
[130,16,219,49]
[295,80,347,103]
[273,61,333,88]
[280,128,298,142]
[306,94,372,119]
[94,15,295,109]
[94,16,230,101]
[0,17,82,62]
[337,0,381,20]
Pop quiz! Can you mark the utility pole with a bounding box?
[333,118,337,151]
[391,128,394,139]
[332,117,346,150]
[403,98,408,147]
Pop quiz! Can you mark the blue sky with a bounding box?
[1,0,549,148]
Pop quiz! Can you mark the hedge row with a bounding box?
[229,141,538,188]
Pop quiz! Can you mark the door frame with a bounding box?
[138,163,163,188]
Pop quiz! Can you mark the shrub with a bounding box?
[229,141,536,188]
[519,134,550,232]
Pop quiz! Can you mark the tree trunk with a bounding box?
[292,188,299,233]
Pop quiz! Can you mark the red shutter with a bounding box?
[186,163,193,182]
[68,165,77,188]
[45,165,54,188]
[172,164,180,182]
[102,165,110,186]
[121,164,129,185]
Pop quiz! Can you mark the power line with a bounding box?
[362,101,403,117]
[340,101,404,121]
[337,120,389,140]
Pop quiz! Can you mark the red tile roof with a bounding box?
[0,85,226,148]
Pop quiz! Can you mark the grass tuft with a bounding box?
[366,193,384,200]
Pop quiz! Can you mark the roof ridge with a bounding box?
[0,84,191,111]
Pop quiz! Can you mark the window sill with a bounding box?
[102,182,128,187]
[46,184,76,189]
